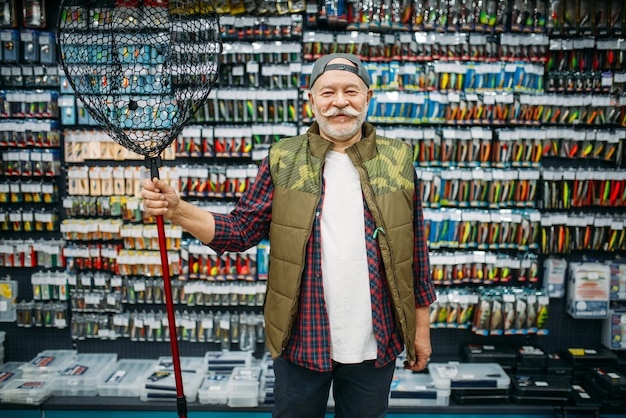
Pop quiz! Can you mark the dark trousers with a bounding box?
[272,357,395,418]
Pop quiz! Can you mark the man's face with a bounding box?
[309,60,372,144]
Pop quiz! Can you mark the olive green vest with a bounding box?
[265,121,419,364]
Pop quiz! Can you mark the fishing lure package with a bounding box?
[471,286,548,336]
[428,288,478,330]
[542,257,567,298]
[566,262,611,318]
[430,285,548,337]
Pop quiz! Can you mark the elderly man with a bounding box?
[141,53,436,418]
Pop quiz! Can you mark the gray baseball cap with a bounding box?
[309,53,371,88]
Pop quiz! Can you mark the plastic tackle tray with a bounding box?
[260,364,275,405]
[227,366,262,408]
[197,374,230,405]
[389,370,450,406]
[98,359,158,397]
[0,362,23,389]
[428,362,511,390]
[19,349,77,377]
[0,378,54,405]
[156,356,205,374]
[230,366,262,386]
[139,370,204,402]
[204,351,252,373]
[52,353,118,396]
[140,357,205,403]
[139,373,204,402]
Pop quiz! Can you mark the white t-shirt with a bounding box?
[321,150,377,364]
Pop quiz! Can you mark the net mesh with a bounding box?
[57,0,221,158]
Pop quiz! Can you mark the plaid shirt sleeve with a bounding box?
[208,157,273,254]
[413,169,436,307]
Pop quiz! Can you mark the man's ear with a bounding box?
[308,91,316,115]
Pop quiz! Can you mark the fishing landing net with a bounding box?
[57,2,222,416]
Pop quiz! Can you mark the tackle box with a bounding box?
[515,345,548,371]
[260,374,274,405]
[197,373,230,405]
[462,344,517,371]
[259,352,274,405]
[52,353,118,396]
[562,347,618,383]
[227,366,262,408]
[0,362,23,390]
[431,362,510,405]
[451,391,510,404]
[389,370,450,406]
[156,355,205,374]
[587,366,626,396]
[582,374,626,412]
[139,356,205,402]
[0,377,54,405]
[139,369,204,402]
[203,350,252,374]
[19,349,77,377]
[570,384,602,409]
[428,362,511,390]
[97,358,157,397]
[0,331,4,363]
[510,374,572,405]
[545,353,573,378]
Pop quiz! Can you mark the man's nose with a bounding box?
[333,92,349,106]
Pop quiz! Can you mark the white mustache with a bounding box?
[320,106,362,117]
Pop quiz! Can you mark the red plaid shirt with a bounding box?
[209,156,435,372]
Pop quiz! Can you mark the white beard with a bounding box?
[315,105,368,141]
